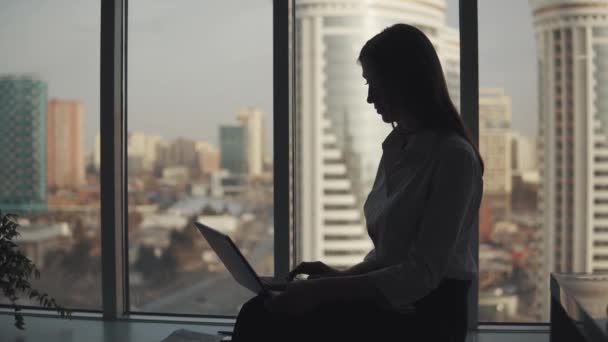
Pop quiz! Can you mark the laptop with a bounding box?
[194,222,289,297]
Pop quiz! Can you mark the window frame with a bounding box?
[2,0,552,332]
[459,0,479,330]
[98,0,292,321]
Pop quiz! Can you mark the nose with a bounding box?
[367,87,373,104]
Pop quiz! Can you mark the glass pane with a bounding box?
[0,0,101,310]
[293,0,460,267]
[478,0,541,322]
[127,1,274,315]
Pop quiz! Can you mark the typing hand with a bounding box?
[288,261,341,281]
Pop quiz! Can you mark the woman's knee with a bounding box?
[238,294,269,317]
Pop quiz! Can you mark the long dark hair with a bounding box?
[358,23,484,174]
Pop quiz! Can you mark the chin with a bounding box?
[380,114,393,123]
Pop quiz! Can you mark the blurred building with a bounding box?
[237,107,266,177]
[219,126,247,175]
[530,0,608,320]
[134,213,189,249]
[511,132,538,175]
[47,99,85,190]
[159,138,199,176]
[511,132,540,213]
[210,170,248,198]
[294,0,461,268]
[15,222,72,268]
[0,75,47,212]
[161,166,190,186]
[94,132,101,171]
[479,88,513,220]
[195,141,220,178]
[479,288,519,322]
[197,213,238,237]
[479,200,493,243]
[128,132,162,173]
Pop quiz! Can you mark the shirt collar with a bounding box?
[382,128,436,152]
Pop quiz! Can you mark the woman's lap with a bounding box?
[231,279,470,342]
[231,294,420,341]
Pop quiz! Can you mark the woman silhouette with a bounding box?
[231,23,484,342]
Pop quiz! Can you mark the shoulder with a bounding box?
[435,132,481,174]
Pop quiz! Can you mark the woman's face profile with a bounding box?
[362,65,398,124]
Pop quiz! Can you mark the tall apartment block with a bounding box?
[47,99,85,189]
[479,88,513,220]
[0,75,47,212]
[530,0,608,319]
[237,107,266,177]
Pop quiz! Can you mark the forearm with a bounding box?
[340,259,380,277]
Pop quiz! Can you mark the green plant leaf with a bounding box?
[1,212,71,330]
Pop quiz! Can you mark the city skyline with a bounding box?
[0,0,539,156]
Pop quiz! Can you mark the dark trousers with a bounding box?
[231,278,471,342]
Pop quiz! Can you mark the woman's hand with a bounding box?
[264,279,326,315]
[288,261,342,281]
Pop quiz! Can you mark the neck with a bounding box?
[395,120,420,135]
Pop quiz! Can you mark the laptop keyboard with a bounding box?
[260,276,288,290]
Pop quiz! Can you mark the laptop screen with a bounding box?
[195,222,265,295]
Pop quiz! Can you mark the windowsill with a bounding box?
[1,309,551,342]
[479,324,550,332]
[0,310,233,342]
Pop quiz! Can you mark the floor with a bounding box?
[0,314,550,342]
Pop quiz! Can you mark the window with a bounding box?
[478,0,541,322]
[7,0,591,330]
[126,0,274,316]
[0,0,101,310]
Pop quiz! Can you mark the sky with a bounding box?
[0,0,538,155]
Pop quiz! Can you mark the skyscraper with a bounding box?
[128,132,162,173]
[512,132,538,176]
[297,115,373,267]
[237,107,265,177]
[219,126,247,176]
[530,0,608,319]
[47,99,85,189]
[295,0,461,267]
[195,141,220,178]
[0,75,47,212]
[479,88,513,220]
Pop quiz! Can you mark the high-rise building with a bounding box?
[195,141,220,177]
[530,0,608,320]
[47,99,85,189]
[128,132,162,173]
[0,75,47,212]
[479,88,513,220]
[512,132,538,175]
[219,126,247,176]
[156,137,201,178]
[297,115,373,267]
[295,0,461,267]
[237,107,265,177]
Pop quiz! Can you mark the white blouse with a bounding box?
[362,128,483,312]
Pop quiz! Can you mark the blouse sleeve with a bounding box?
[363,248,377,263]
[366,145,482,311]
